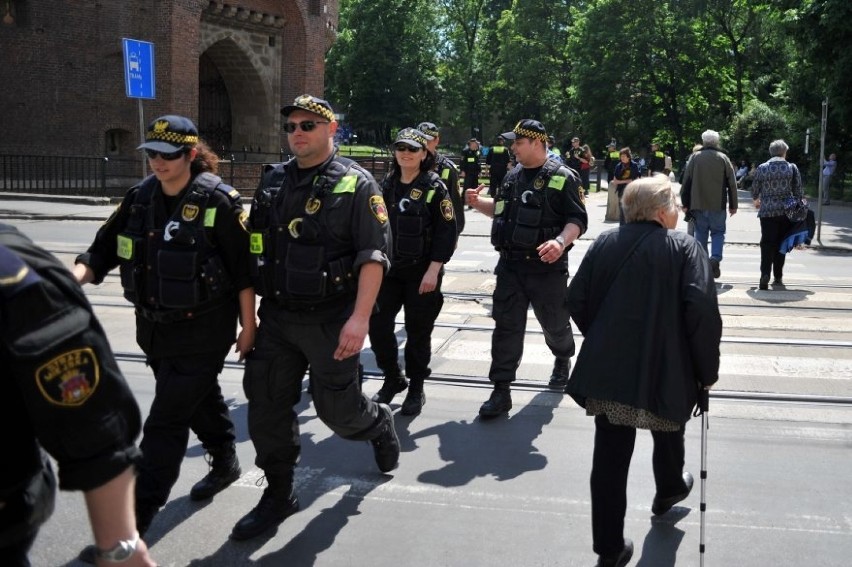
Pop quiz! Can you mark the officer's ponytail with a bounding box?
[190,140,220,175]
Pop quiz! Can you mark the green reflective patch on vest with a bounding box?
[116,235,133,260]
[495,200,505,216]
[441,168,450,180]
[333,175,358,194]
[250,233,264,254]
[204,208,217,227]
[548,175,566,190]
[426,189,436,203]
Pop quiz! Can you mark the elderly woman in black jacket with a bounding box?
[565,175,722,567]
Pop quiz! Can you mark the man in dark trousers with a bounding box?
[603,141,619,187]
[418,121,464,235]
[234,94,399,541]
[647,141,667,176]
[465,119,588,417]
[0,223,155,566]
[486,135,512,196]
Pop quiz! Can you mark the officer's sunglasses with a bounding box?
[144,149,187,161]
[394,144,422,153]
[284,120,330,133]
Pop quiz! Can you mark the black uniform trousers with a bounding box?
[243,299,384,489]
[136,350,234,510]
[759,215,792,279]
[591,414,686,557]
[488,170,506,197]
[488,260,574,383]
[369,271,444,384]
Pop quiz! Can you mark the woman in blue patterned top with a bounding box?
[750,139,804,290]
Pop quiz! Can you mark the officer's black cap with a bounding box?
[137,115,199,153]
[500,119,547,143]
[607,141,617,148]
[417,122,439,141]
[281,94,336,122]
[394,127,428,148]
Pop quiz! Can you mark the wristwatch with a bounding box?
[554,235,566,248]
[97,532,139,563]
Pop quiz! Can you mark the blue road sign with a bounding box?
[122,38,155,99]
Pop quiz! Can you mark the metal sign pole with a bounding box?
[816,98,828,246]
[139,99,146,178]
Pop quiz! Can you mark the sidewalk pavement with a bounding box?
[1,187,851,251]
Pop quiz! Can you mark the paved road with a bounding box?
[3,190,851,566]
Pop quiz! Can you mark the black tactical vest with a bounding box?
[383,170,442,265]
[490,158,570,251]
[116,173,236,311]
[249,157,361,308]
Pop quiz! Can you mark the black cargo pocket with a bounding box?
[396,216,424,257]
[157,250,199,308]
[284,243,326,296]
[119,262,139,293]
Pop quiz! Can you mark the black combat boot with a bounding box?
[190,444,241,501]
[547,358,572,390]
[371,371,408,404]
[371,403,400,472]
[230,482,299,541]
[479,383,512,418]
[400,380,425,416]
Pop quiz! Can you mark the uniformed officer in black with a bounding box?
[0,224,155,567]
[603,141,620,186]
[460,138,482,196]
[486,135,512,196]
[466,119,588,417]
[74,115,255,537]
[566,136,583,171]
[647,141,667,176]
[418,121,464,235]
[369,128,458,416]
[234,94,399,541]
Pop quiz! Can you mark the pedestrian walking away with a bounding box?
[418,122,464,235]
[466,119,587,419]
[750,139,805,290]
[679,129,738,279]
[369,128,458,416]
[236,94,399,541]
[564,176,721,567]
[73,115,255,545]
[1,223,155,567]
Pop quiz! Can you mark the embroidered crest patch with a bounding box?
[440,199,455,221]
[36,347,100,406]
[410,188,423,200]
[305,197,322,215]
[370,195,389,224]
[181,204,199,222]
[578,186,586,205]
[238,210,250,233]
[534,177,545,190]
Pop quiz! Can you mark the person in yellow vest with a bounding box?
[486,135,512,196]
[647,142,667,176]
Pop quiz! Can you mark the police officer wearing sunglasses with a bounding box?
[235,95,398,540]
[466,119,588,418]
[73,115,254,544]
[368,128,457,415]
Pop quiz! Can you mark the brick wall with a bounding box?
[0,0,338,160]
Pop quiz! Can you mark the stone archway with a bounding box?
[198,27,280,156]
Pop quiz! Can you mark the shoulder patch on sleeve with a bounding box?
[369,195,389,224]
[36,347,100,407]
[578,186,586,205]
[440,199,455,221]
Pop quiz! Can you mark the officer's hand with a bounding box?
[465,184,486,207]
[537,239,565,264]
[235,324,257,361]
[419,263,441,294]
[335,315,368,360]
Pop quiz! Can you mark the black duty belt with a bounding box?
[136,298,229,324]
[499,249,539,261]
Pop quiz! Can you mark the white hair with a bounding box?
[701,130,720,147]
[769,139,789,157]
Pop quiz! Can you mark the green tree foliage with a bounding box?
[324,0,851,164]
[325,0,441,144]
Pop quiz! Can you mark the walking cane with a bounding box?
[697,388,710,567]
